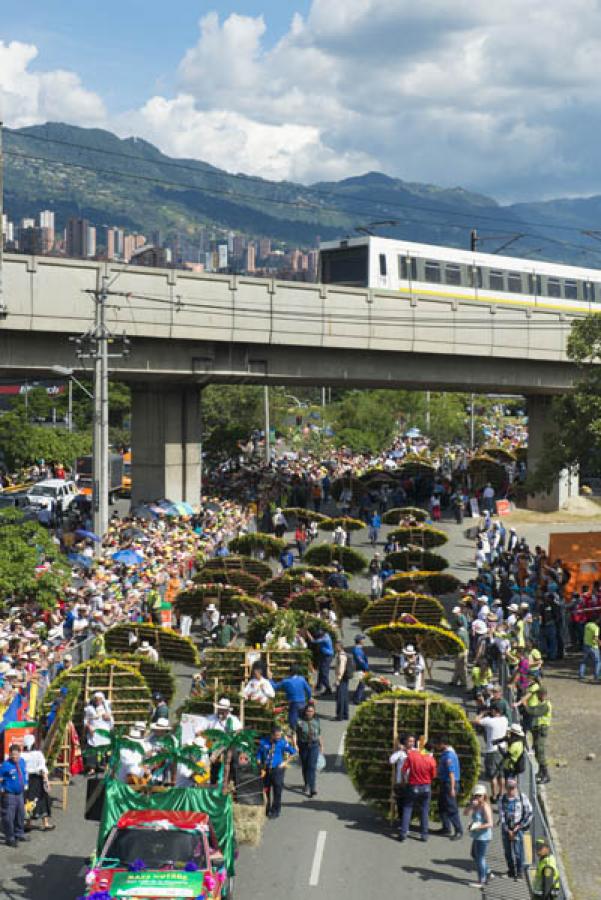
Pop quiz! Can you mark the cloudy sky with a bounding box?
[1,0,599,200]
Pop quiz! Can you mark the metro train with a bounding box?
[318,236,601,313]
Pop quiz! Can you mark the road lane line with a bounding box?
[335,731,346,768]
[309,830,327,886]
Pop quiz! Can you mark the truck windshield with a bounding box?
[29,485,57,497]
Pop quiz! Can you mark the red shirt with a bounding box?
[402,749,437,786]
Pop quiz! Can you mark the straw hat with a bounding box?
[150,718,171,731]
[215,697,232,711]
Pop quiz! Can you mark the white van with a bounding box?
[27,479,79,513]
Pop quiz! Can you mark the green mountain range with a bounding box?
[4,122,601,266]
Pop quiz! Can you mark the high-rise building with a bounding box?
[227,231,235,254]
[233,234,246,258]
[39,210,55,230]
[37,211,55,252]
[259,238,271,260]
[105,227,116,260]
[20,217,35,231]
[66,218,90,258]
[244,242,256,272]
[218,244,228,270]
[114,228,124,258]
[122,234,135,262]
[86,226,97,258]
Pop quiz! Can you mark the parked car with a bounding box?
[26,479,79,513]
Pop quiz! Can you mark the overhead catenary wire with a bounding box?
[6,141,601,266]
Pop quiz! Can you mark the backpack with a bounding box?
[513,747,526,775]
[343,653,356,680]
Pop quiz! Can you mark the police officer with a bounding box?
[532,837,561,898]
[257,725,296,819]
[529,687,552,784]
[500,723,526,781]
[0,744,29,848]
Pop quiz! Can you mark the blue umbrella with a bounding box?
[112,549,144,566]
[75,528,101,542]
[68,552,92,569]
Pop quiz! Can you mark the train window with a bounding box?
[528,273,542,295]
[379,253,387,277]
[444,263,461,286]
[507,272,523,293]
[591,284,599,302]
[547,278,562,298]
[398,255,417,280]
[564,280,578,300]
[319,246,368,287]
[469,266,483,288]
[489,270,505,291]
[424,260,442,283]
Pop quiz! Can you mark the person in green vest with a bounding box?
[450,605,469,687]
[532,837,561,898]
[146,588,162,625]
[528,687,552,784]
[90,624,106,659]
[499,723,526,779]
[578,617,601,681]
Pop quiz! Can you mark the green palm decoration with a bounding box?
[145,727,206,771]
[95,726,144,777]
[203,725,260,777]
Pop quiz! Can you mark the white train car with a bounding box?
[318,236,601,313]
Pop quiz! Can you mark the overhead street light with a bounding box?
[51,364,93,432]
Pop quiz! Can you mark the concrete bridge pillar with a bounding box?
[526,395,579,512]
[131,384,202,506]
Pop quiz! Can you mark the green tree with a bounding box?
[0,412,92,471]
[0,510,70,609]
[527,315,601,491]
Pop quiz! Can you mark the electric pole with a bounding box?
[264,386,270,466]
[74,278,130,540]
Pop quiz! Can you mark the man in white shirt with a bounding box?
[136,641,159,664]
[118,727,149,783]
[474,706,508,802]
[203,698,242,786]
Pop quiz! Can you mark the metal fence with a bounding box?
[494,659,569,900]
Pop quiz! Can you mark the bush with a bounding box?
[388,525,448,548]
[382,507,428,525]
[303,543,368,574]
[359,593,445,630]
[344,691,480,818]
[317,517,366,532]
[105,624,200,665]
[384,549,448,572]
[281,508,328,524]
[262,572,327,606]
[228,533,287,559]
[384,571,461,595]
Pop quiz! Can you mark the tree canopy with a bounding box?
[0,510,70,609]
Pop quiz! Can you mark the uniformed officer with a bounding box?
[529,687,552,784]
[0,745,29,847]
[532,837,561,898]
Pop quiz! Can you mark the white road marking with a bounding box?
[309,830,327,887]
[335,731,346,768]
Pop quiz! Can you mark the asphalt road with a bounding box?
[2,510,563,899]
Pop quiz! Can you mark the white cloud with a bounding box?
[0,40,105,128]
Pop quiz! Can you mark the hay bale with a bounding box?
[234,803,266,846]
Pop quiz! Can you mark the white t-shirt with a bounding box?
[478,715,508,753]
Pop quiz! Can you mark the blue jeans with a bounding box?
[579,646,601,679]
[544,622,558,660]
[502,829,524,876]
[336,679,349,719]
[317,655,332,692]
[1,793,25,843]
[353,674,367,704]
[298,741,319,793]
[438,783,462,835]
[399,785,431,839]
[471,838,490,884]
[288,701,306,729]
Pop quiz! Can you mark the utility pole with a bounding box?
[470,393,475,449]
[425,390,431,433]
[264,386,270,466]
[74,277,130,540]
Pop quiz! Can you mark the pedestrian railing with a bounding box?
[498,660,569,900]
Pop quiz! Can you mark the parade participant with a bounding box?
[257,724,297,819]
[205,698,243,785]
[296,703,323,798]
[532,837,561,898]
[136,640,159,664]
[201,604,220,640]
[21,734,54,831]
[528,687,553,784]
[578,616,601,681]
[83,692,114,774]
[271,664,312,728]
[450,605,469,687]
[118,726,149,785]
[151,692,169,723]
[272,508,288,538]
[464,784,494,887]
[308,628,334,695]
[389,734,416,825]
[401,644,425,691]
[243,661,276,705]
[351,634,370,704]
[333,641,351,721]
[434,734,463,840]
[0,745,28,847]
[398,741,437,842]
[490,683,512,723]
[498,777,532,881]
[499,724,526,780]
[473,705,508,802]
